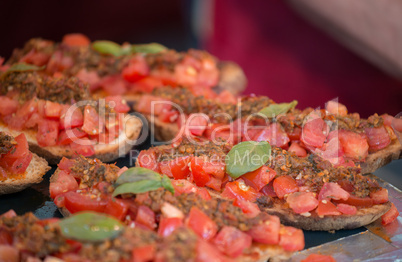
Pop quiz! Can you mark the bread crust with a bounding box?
[0,117,142,165]
[0,153,50,195]
[207,188,391,231]
[361,139,402,174]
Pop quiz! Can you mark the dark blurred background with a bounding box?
[1,0,401,117]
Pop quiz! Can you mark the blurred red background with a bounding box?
[1,0,400,117]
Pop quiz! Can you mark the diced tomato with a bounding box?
[2,114,26,130]
[273,175,298,199]
[57,157,75,172]
[195,240,229,262]
[336,203,357,215]
[186,114,209,136]
[252,123,290,148]
[129,76,163,94]
[37,119,59,146]
[187,207,218,240]
[59,106,84,129]
[134,95,171,115]
[302,254,336,262]
[49,170,79,199]
[215,90,237,104]
[288,127,302,141]
[44,101,63,118]
[213,226,252,258]
[161,202,184,219]
[316,200,341,216]
[0,227,12,245]
[58,128,88,145]
[287,192,319,214]
[0,245,19,262]
[136,205,156,230]
[326,101,347,116]
[288,142,307,157]
[158,109,179,123]
[132,244,156,262]
[158,217,183,237]
[196,188,212,200]
[25,113,43,128]
[54,194,66,207]
[21,49,51,66]
[82,105,105,135]
[241,166,276,191]
[160,156,191,180]
[171,179,198,195]
[1,152,32,174]
[190,157,211,187]
[279,226,305,252]
[205,176,222,191]
[338,130,369,160]
[301,116,328,148]
[365,126,391,151]
[382,114,402,132]
[334,195,374,207]
[122,55,150,83]
[69,139,95,157]
[260,181,277,197]
[104,198,129,221]
[381,203,399,226]
[318,182,350,201]
[64,191,108,214]
[337,180,354,192]
[0,96,19,116]
[62,33,90,47]
[222,180,262,202]
[137,150,161,173]
[4,134,29,159]
[233,198,261,218]
[105,96,130,113]
[370,188,389,204]
[75,68,101,90]
[247,214,280,244]
[0,210,16,219]
[100,75,127,96]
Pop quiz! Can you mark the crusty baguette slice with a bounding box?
[0,153,50,195]
[57,195,293,262]
[143,115,402,174]
[0,117,143,165]
[206,188,391,231]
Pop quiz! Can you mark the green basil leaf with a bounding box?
[161,175,175,194]
[113,180,162,197]
[131,43,167,54]
[59,212,124,242]
[6,63,44,73]
[259,100,298,118]
[114,167,161,187]
[225,141,271,179]
[92,40,122,56]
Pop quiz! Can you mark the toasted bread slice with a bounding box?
[0,117,143,165]
[144,116,402,173]
[56,189,294,262]
[0,153,50,195]
[259,200,392,231]
[205,187,391,231]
